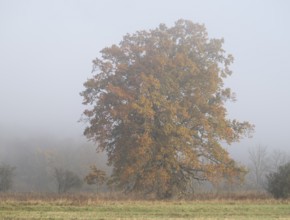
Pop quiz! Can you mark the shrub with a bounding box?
[266,162,290,199]
[54,168,83,194]
[0,163,15,192]
[85,165,106,192]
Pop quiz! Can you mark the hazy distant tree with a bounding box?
[54,168,83,194]
[85,165,107,192]
[268,150,289,172]
[248,145,269,189]
[81,19,254,198]
[0,163,15,192]
[266,162,290,199]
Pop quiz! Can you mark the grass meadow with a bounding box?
[1,193,290,219]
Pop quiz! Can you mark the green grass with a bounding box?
[1,199,290,220]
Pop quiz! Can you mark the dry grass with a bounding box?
[0,191,282,205]
[1,192,290,220]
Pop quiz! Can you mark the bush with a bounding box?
[266,162,290,199]
[54,168,83,194]
[0,163,15,192]
[84,165,106,192]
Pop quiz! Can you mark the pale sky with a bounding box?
[0,0,290,161]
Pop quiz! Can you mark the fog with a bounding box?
[1,0,290,191]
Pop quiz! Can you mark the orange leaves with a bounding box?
[130,73,162,121]
[158,168,171,184]
[172,52,193,71]
[137,132,153,148]
[85,165,106,186]
[107,83,132,100]
[140,73,161,91]
[131,96,155,120]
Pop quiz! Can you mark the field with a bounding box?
[1,194,290,219]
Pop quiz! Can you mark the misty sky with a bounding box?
[1,0,290,161]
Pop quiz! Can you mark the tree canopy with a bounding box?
[81,19,254,198]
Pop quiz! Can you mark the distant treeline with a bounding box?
[0,137,289,197]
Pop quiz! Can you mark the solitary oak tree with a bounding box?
[81,20,254,198]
